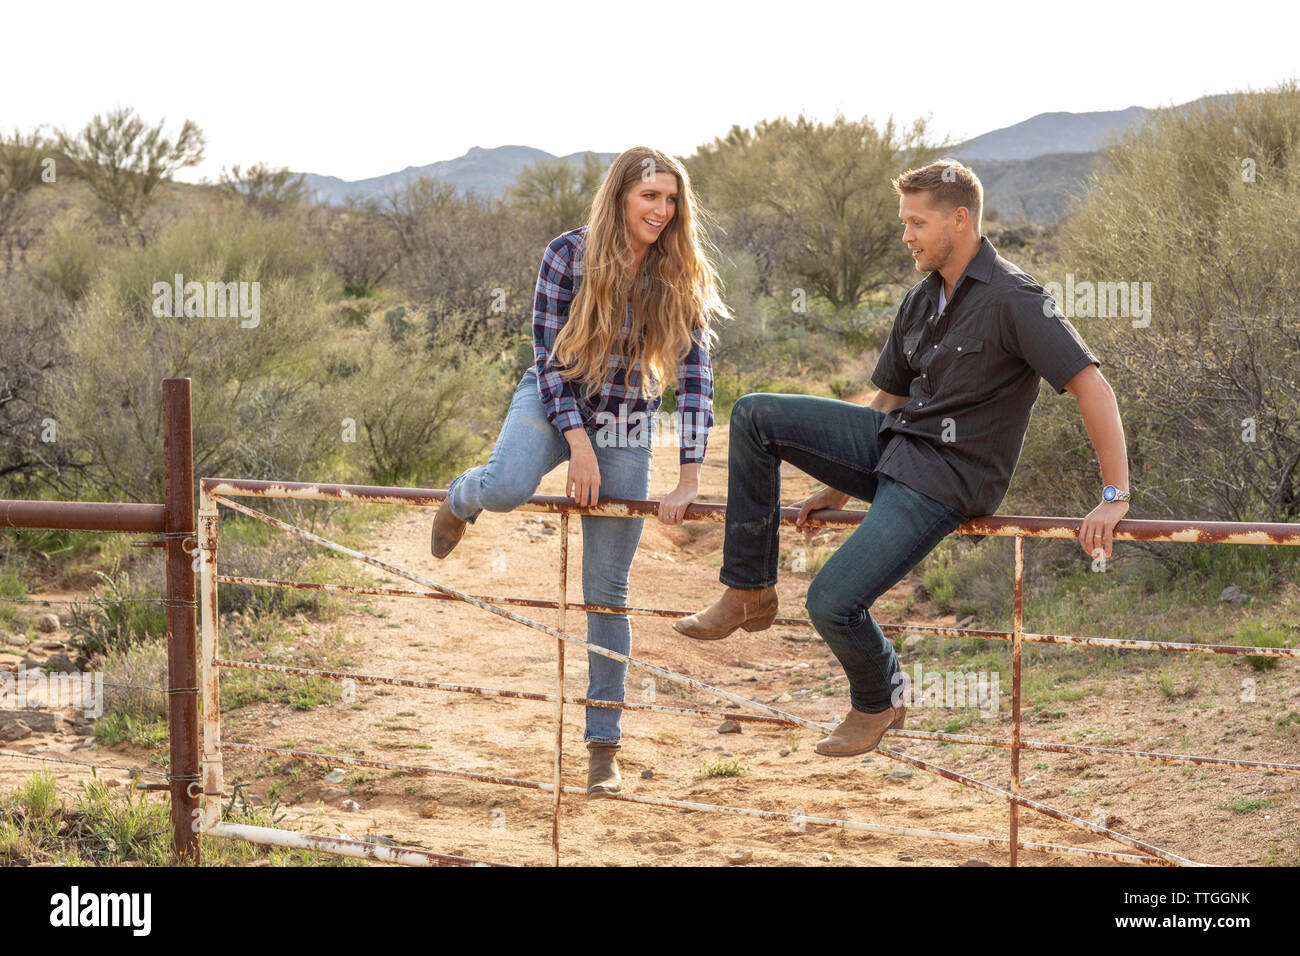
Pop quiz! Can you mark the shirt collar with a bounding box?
[925,236,997,304]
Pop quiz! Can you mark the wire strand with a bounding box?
[0,749,169,779]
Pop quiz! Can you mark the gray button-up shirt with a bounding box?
[870,236,1099,518]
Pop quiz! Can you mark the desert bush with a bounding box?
[338,317,509,487]
[382,176,542,348]
[46,210,345,502]
[313,199,400,297]
[687,114,946,309]
[1017,83,1300,527]
[57,107,204,240]
[0,273,80,495]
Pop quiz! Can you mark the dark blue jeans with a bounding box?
[721,393,969,713]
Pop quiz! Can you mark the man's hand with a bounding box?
[1079,499,1128,559]
[790,487,851,536]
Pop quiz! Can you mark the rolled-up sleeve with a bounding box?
[532,237,586,433]
[675,327,714,464]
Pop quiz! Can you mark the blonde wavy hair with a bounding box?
[549,146,729,401]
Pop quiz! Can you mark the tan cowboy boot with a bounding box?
[672,586,778,640]
[430,499,467,559]
[814,705,907,757]
[586,742,621,798]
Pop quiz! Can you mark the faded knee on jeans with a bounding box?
[583,572,630,611]
[474,471,536,513]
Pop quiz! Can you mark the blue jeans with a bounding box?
[446,369,652,744]
[721,393,969,713]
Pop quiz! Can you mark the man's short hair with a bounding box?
[892,160,983,225]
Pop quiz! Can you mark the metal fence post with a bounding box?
[162,378,199,864]
[198,483,224,846]
[1010,534,1024,867]
[552,513,569,867]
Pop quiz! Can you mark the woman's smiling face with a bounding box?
[623,169,679,253]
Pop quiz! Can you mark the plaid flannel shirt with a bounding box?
[532,226,714,465]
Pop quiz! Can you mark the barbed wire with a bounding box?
[1,669,170,696]
[0,748,169,779]
[0,529,194,537]
[0,596,177,606]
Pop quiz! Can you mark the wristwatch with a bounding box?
[1102,484,1131,503]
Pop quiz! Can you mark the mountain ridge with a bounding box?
[301,96,1219,221]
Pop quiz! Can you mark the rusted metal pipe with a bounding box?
[1010,535,1024,867]
[198,478,1300,545]
[163,379,199,865]
[200,482,1279,868]
[213,574,1299,658]
[876,747,1200,866]
[889,729,1300,773]
[0,499,165,533]
[207,822,509,867]
[552,513,567,867]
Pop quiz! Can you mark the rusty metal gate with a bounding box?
[195,477,1300,867]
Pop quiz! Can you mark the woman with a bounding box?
[430,146,729,797]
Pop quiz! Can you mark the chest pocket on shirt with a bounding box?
[903,330,924,372]
[930,332,986,390]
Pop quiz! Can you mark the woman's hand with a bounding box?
[658,463,700,524]
[658,481,698,525]
[789,487,851,537]
[565,429,601,507]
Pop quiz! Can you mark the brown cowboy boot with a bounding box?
[586,742,621,797]
[813,705,907,757]
[430,499,467,559]
[672,586,778,641]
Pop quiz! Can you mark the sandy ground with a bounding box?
[3,422,1298,867]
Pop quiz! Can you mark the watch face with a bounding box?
[1103,486,1116,501]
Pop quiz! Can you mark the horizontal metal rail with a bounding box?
[213,574,1300,658]
[213,657,1300,774]
[199,477,1300,545]
[0,499,166,533]
[206,822,509,867]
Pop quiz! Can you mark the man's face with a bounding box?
[899,191,958,274]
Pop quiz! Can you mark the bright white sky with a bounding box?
[4,0,1296,184]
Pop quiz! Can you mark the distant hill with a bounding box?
[301,142,1098,222]
[301,146,618,205]
[948,96,1230,221]
[954,107,1148,160]
[964,152,1099,223]
[298,96,1223,222]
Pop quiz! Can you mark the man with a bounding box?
[673,160,1131,757]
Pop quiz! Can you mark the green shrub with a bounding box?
[1232,620,1291,672]
[65,567,168,659]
